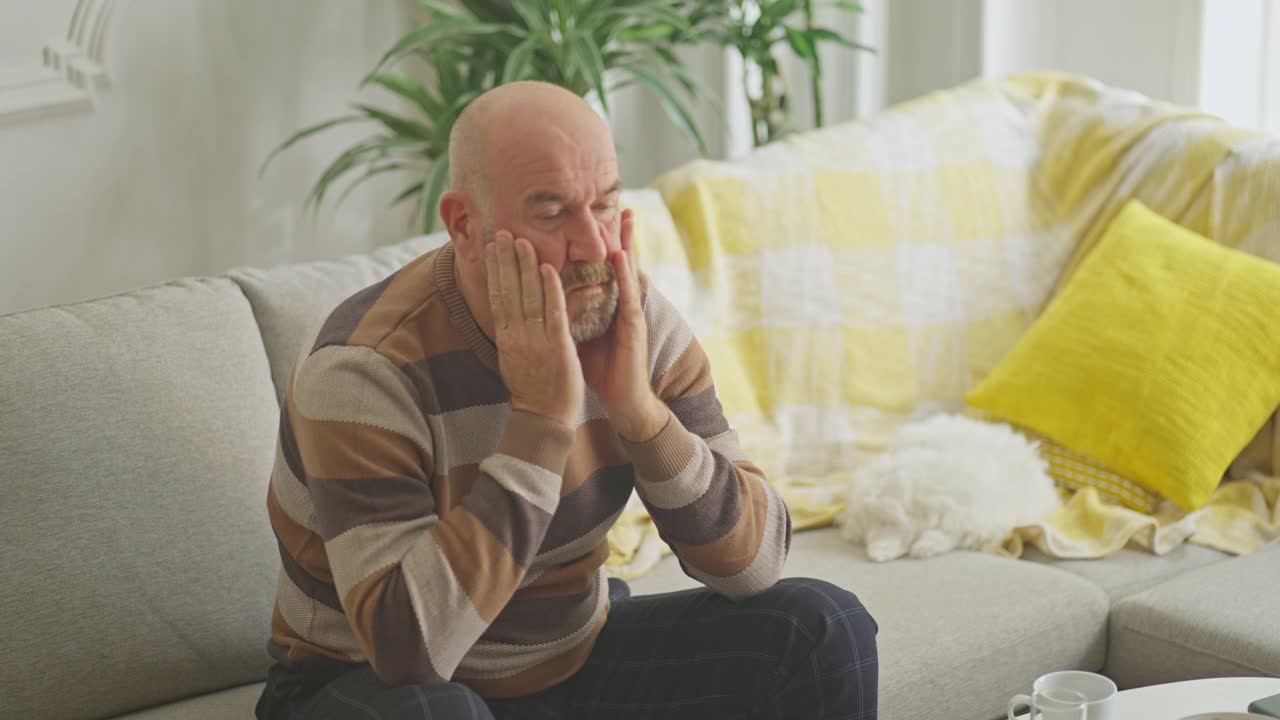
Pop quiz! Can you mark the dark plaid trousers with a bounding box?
[256,577,878,720]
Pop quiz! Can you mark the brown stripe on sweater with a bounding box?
[481,585,599,645]
[346,251,437,348]
[515,541,608,600]
[668,464,769,577]
[294,416,429,484]
[562,419,629,495]
[267,486,334,583]
[495,410,577,475]
[646,452,744,545]
[311,272,398,352]
[376,297,469,366]
[436,463,480,512]
[461,472,555,567]
[306,474,436,542]
[667,387,731,439]
[436,244,501,373]
[654,337,715,400]
[277,538,343,611]
[431,509,522,622]
[624,417,698,485]
[540,465,633,552]
[270,603,352,663]
[460,612,607,699]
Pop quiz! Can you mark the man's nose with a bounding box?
[566,212,608,264]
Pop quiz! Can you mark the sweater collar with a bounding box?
[434,243,499,374]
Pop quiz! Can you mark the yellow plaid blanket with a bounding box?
[607,72,1280,577]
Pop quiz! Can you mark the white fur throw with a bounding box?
[839,414,1062,562]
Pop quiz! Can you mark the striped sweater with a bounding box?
[265,243,792,698]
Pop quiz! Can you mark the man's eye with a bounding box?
[540,208,567,220]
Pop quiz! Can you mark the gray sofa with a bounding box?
[3,223,1277,720]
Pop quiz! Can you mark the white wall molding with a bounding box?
[0,0,115,124]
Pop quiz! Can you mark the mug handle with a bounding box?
[1008,693,1036,720]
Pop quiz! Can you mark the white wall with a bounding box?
[1,1,420,316]
[884,0,984,107]
[979,0,1204,105]
[5,1,1273,315]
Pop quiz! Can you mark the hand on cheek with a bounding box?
[580,209,668,442]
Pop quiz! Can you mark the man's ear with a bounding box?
[439,190,471,250]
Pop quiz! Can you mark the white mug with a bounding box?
[1008,671,1118,720]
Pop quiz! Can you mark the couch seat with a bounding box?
[629,527,1110,720]
[1106,541,1280,689]
[110,684,262,719]
[1021,543,1230,600]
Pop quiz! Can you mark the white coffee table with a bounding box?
[1117,677,1280,718]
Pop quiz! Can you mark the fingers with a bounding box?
[484,240,508,330]
[541,264,572,345]
[613,209,641,313]
[515,237,544,324]
[620,208,634,255]
[494,231,523,326]
[614,250,640,314]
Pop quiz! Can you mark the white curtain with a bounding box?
[613,0,1280,188]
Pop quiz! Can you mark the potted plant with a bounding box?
[264,0,718,232]
[693,0,871,147]
[264,0,870,232]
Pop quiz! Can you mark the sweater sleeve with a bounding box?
[288,344,573,685]
[621,289,792,600]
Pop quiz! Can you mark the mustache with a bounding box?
[561,261,614,291]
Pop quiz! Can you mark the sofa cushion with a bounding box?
[226,232,449,404]
[967,200,1280,512]
[628,528,1110,720]
[0,279,281,720]
[1106,540,1280,688]
[109,683,262,720]
[1020,543,1230,600]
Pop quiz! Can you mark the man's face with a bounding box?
[481,126,623,344]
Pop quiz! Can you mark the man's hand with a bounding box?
[486,231,585,428]
[578,209,669,442]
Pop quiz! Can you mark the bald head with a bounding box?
[447,81,613,214]
[440,81,626,345]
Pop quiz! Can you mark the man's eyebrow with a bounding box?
[527,191,569,205]
[526,181,622,205]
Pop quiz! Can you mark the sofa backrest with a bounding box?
[642,78,1062,489]
[0,278,281,720]
[0,192,674,718]
[227,232,451,404]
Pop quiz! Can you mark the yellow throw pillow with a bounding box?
[967,200,1280,511]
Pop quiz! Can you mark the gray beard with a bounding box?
[568,282,619,343]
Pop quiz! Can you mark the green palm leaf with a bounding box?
[259,115,363,177]
[355,103,434,139]
[335,162,414,207]
[420,158,452,232]
[390,180,425,209]
[370,20,509,78]
[574,32,610,115]
[502,37,539,83]
[784,26,815,60]
[808,27,875,52]
[416,0,467,19]
[623,63,707,155]
[364,71,442,118]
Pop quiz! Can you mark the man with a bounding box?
[256,81,878,720]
